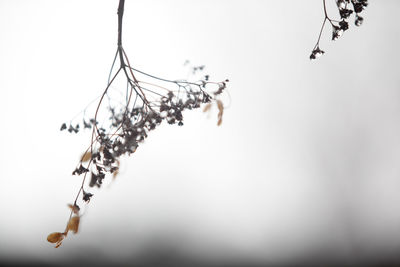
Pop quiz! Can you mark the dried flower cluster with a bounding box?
[47,0,228,248]
[310,0,368,59]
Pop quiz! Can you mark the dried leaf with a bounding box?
[203,103,212,113]
[216,100,224,112]
[216,100,224,126]
[81,151,92,162]
[113,169,119,180]
[67,204,80,215]
[47,232,64,244]
[112,160,120,180]
[67,216,80,234]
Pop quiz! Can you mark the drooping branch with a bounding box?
[310,0,368,60]
[48,0,228,248]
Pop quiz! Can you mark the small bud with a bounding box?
[355,15,364,26]
[353,3,364,13]
[339,20,349,31]
[339,8,353,19]
[310,47,325,60]
[60,123,67,131]
[332,25,344,41]
[82,190,94,202]
[336,0,346,9]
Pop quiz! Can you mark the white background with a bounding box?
[0,0,399,265]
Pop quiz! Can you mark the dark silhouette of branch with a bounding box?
[117,0,124,47]
[48,0,228,248]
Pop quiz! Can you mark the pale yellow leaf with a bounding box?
[216,100,224,126]
[203,103,212,113]
[216,100,224,113]
[81,151,91,162]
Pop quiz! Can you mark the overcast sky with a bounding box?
[0,0,400,266]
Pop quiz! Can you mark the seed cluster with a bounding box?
[310,0,368,60]
[67,77,227,193]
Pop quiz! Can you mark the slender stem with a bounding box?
[323,0,328,17]
[92,67,122,136]
[314,17,327,49]
[117,0,125,47]
[128,66,206,88]
[313,0,331,50]
[108,48,119,84]
[122,48,152,107]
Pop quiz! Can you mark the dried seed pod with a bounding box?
[47,232,65,244]
[47,232,66,248]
